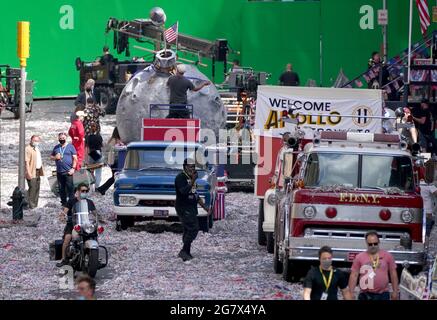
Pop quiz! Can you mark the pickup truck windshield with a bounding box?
[304,153,414,191]
[124,147,206,170]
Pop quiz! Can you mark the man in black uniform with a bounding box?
[174,158,209,261]
[56,183,97,267]
[303,246,352,300]
[167,64,210,119]
[99,46,115,66]
[279,63,300,87]
[412,99,437,155]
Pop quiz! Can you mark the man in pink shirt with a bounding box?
[348,230,399,300]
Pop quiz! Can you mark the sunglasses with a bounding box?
[367,242,379,247]
[80,190,89,193]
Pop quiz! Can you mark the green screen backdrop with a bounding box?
[0,0,435,97]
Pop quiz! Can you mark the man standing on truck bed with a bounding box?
[166,64,211,119]
[174,158,209,261]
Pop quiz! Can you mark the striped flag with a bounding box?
[416,0,431,36]
[164,22,178,44]
[213,191,225,220]
[355,79,363,88]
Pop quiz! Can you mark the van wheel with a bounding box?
[258,200,266,245]
[266,232,274,254]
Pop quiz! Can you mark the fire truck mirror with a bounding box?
[282,153,294,179]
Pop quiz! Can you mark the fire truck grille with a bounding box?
[303,228,406,241]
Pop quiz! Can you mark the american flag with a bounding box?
[213,192,226,220]
[164,22,178,44]
[416,0,431,36]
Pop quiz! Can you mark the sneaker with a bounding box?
[56,259,69,268]
[178,250,192,262]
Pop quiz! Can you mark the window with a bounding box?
[124,147,206,170]
[362,155,414,191]
[304,153,359,187]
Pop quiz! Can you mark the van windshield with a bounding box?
[304,153,414,191]
[124,147,206,171]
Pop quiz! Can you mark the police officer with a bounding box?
[175,158,208,261]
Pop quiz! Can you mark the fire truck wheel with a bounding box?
[273,240,283,274]
[258,200,266,246]
[282,250,296,282]
[266,232,274,254]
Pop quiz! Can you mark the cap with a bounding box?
[176,64,186,74]
[76,111,85,117]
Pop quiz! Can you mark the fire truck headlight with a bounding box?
[303,206,317,219]
[267,193,277,206]
[401,210,413,223]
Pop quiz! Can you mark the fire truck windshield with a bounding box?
[304,153,414,191]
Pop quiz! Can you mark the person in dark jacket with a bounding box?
[75,79,99,107]
[174,158,209,261]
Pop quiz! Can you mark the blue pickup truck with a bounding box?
[114,141,217,231]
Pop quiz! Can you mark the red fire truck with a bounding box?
[270,130,426,282]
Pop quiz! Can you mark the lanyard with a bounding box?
[369,254,379,270]
[319,267,333,292]
[59,144,68,159]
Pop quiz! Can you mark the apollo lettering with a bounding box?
[339,193,381,204]
[264,110,341,129]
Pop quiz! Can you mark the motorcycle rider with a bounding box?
[56,183,97,267]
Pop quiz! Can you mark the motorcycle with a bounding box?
[65,199,108,278]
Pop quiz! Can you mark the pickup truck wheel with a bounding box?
[258,200,266,246]
[117,216,133,230]
[273,239,283,274]
[208,213,214,229]
[199,216,209,233]
[266,232,274,254]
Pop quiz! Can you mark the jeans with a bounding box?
[57,172,74,206]
[418,132,437,155]
[88,151,103,188]
[358,292,390,300]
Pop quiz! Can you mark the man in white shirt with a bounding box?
[420,178,437,245]
[25,135,45,209]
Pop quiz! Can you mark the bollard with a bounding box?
[7,186,27,220]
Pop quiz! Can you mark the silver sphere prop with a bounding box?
[116,50,227,144]
[149,7,167,26]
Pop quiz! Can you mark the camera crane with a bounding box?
[105,17,232,82]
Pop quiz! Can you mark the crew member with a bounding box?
[75,79,98,107]
[25,135,45,209]
[98,46,115,66]
[279,63,300,86]
[348,230,399,300]
[174,158,209,261]
[303,246,352,300]
[167,64,211,119]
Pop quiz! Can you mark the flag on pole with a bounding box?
[355,79,364,88]
[164,22,178,44]
[416,0,431,36]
